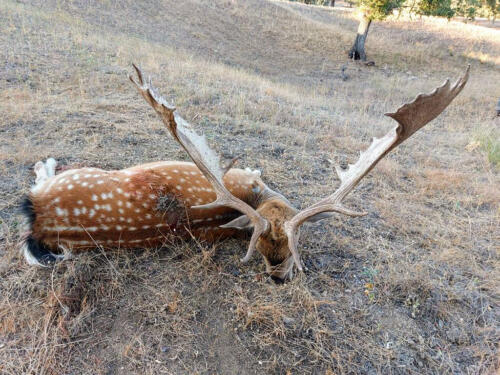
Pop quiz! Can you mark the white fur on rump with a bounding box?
[21,241,44,266]
[24,157,64,266]
[21,240,64,267]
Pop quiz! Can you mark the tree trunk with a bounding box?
[327,0,335,6]
[348,15,371,61]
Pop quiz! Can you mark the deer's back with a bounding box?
[29,161,262,251]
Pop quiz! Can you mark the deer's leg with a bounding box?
[34,161,48,184]
[44,158,57,177]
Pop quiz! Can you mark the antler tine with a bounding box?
[285,66,470,272]
[130,65,269,262]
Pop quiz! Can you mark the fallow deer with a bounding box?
[20,65,469,280]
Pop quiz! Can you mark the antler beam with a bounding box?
[285,66,470,271]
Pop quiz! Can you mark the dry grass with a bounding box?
[0,0,499,374]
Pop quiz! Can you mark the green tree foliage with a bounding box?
[453,0,481,18]
[291,0,498,20]
[484,0,500,18]
[453,0,499,19]
[417,0,455,18]
[356,0,405,20]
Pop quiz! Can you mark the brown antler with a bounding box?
[285,66,470,271]
[129,65,269,261]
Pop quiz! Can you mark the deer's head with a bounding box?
[130,65,469,281]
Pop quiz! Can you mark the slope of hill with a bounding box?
[0,0,498,374]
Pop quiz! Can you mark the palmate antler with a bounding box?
[129,65,270,260]
[284,66,470,271]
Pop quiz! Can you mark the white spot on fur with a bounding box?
[97,180,104,184]
[73,208,81,216]
[91,194,98,201]
[55,207,67,216]
[67,184,74,190]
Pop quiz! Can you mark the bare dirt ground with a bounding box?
[0,0,499,374]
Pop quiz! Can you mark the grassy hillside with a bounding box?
[0,0,498,374]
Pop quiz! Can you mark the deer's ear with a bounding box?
[220,215,253,230]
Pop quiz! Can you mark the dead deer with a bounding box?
[20,65,469,280]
